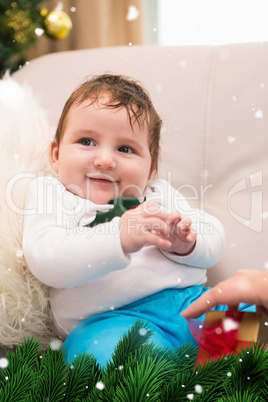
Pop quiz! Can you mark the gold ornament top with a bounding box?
[43,10,72,40]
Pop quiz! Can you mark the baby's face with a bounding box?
[50,97,153,204]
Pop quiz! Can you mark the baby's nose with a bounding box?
[93,150,116,169]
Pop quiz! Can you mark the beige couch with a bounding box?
[13,43,268,288]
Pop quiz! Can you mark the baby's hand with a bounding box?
[163,213,197,255]
[119,201,172,254]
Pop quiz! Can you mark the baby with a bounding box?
[23,74,225,365]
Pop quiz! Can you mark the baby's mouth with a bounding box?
[91,178,114,184]
[86,175,119,185]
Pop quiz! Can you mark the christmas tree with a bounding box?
[0,0,44,76]
[0,1,72,77]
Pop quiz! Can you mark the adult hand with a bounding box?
[181,269,268,319]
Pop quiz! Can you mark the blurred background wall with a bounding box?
[26,0,146,60]
[1,0,268,76]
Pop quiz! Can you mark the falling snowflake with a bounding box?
[49,339,63,350]
[227,136,236,144]
[96,381,105,390]
[202,169,210,180]
[179,60,187,69]
[0,358,8,369]
[139,328,147,336]
[126,5,140,21]
[195,384,203,393]
[255,110,264,119]
[187,393,194,400]
[223,318,239,332]
[16,249,23,258]
[155,84,163,93]
[35,28,44,36]
[231,95,237,101]
[227,371,232,377]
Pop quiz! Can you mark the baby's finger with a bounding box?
[186,229,197,243]
[176,217,193,237]
[141,201,171,221]
[143,231,172,249]
[168,211,181,225]
[146,217,171,237]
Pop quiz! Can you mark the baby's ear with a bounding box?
[49,140,60,173]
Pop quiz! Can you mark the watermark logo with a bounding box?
[227,170,263,232]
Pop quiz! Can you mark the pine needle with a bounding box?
[107,319,153,371]
[35,346,68,401]
[63,353,101,401]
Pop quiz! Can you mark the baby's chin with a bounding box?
[64,183,145,204]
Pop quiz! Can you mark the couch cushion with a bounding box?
[13,43,268,286]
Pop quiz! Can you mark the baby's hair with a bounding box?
[55,74,162,173]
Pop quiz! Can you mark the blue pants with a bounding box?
[63,286,255,367]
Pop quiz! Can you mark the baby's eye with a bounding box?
[80,138,95,146]
[118,146,134,154]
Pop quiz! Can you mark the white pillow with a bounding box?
[0,75,55,346]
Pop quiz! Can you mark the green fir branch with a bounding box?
[35,346,68,401]
[114,353,171,402]
[63,353,101,402]
[0,365,35,401]
[218,389,266,402]
[107,319,153,371]
[0,320,267,400]
[223,342,268,399]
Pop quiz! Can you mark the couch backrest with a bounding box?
[13,43,268,286]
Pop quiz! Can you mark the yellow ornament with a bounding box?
[43,9,72,40]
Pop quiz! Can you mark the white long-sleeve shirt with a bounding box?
[23,176,225,336]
